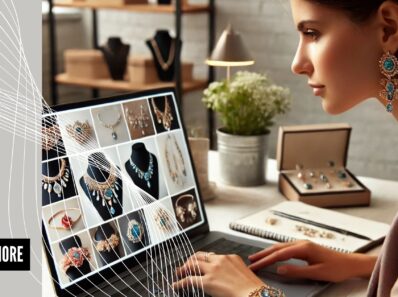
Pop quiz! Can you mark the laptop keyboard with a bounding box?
[95,238,264,297]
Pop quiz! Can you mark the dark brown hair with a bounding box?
[308,0,386,23]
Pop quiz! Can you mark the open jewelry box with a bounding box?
[276,123,371,207]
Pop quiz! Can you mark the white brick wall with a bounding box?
[42,0,398,179]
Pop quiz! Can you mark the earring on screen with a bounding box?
[379,51,398,113]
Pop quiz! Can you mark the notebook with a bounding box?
[230,201,390,253]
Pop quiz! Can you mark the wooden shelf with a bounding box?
[56,73,208,93]
[54,0,210,14]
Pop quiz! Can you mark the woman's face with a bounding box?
[290,0,382,114]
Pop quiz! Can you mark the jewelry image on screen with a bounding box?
[51,232,98,285]
[57,109,99,155]
[89,220,125,267]
[118,138,168,201]
[123,99,155,140]
[156,130,195,195]
[42,115,66,161]
[69,148,124,226]
[91,104,130,147]
[117,210,151,255]
[149,95,179,133]
[43,197,86,242]
[171,188,201,229]
[42,157,78,206]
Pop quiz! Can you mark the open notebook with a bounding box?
[230,201,390,253]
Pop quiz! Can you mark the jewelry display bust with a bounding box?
[59,236,91,281]
[125,143,159,199]
[42,158,77,206]
[146,30,182,82]
[93,223,120,265]
[99,37,130,80]
[79,152,123,221]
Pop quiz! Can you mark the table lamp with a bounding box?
[206,24,254,81]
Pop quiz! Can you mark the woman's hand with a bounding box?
[173,251,265,297]
[248,240,377,282]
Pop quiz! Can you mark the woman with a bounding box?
[172,1,398,297]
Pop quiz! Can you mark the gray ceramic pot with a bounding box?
[216,129,269,186]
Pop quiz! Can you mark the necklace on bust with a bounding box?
[149,38,175,71]
[164,134,186,186]
[97,110,122,140]
[129,152,154,189]
[125,104,150,136]
[151,97,174,131]
[42,158,70,197]
[83,164,120,216]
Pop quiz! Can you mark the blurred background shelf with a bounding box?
[55,73,208,93]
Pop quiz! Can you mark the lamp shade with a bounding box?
[206,24,254,67]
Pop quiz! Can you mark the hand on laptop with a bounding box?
[248,240,377,282]
[173,251,267,297]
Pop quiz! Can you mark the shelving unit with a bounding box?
[47,0,215,142]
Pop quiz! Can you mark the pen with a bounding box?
[270,210,372,241]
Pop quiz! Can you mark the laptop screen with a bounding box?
[42,88,208,293]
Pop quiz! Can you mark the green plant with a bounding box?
[203,71,291,135]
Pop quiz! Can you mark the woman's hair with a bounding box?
[308,0,387,23]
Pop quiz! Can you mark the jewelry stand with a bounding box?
[146,30,182,82]
[94,223,120,265]
[118,211,150,253]
[42,116,66,161]
[79,152,123,221]
[59,236,91,281]
[125,143,159,199]
[42,158,77,206]
[99,37,130,80]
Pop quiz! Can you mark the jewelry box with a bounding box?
[276,123,371,207]
[73,0,148,4]
[64,49,111,80]
[128,56,193,84]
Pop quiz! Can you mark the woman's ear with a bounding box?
[377,1,398,51]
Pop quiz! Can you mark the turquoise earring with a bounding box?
[379,51,398,113]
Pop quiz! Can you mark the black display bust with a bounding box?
[125,143,159,199]
[59,236,91,281]
[146,30,182,82]
[94,223,120,265]
[42,158,77,206]
[99,37,130,80]
[79,152,123,221]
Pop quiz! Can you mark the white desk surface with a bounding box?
[205,151,398,297]
[43,151,398,297]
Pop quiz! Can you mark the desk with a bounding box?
[205,151,398,297]
[43,152,398,297]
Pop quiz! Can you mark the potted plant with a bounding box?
[203,71,291,186]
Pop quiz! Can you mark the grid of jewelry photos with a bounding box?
[42,92,204,287]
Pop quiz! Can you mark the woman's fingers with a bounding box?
[175,258,209,277]
[172,275,205,290]
[248,241,299,262]
[248,242,311,271]
[275,263,321,279]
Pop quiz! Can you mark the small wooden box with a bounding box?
[64,49,110,79]
[276,123,371,208]
[76,0,148,4]
[128,56,193,84]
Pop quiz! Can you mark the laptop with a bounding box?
[42,88,329,297]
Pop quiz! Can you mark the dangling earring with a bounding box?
[379,51,398,113]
